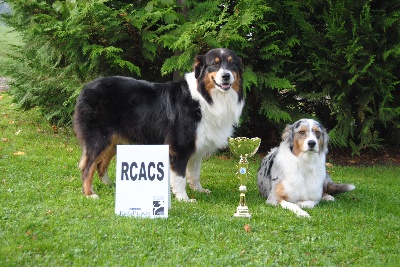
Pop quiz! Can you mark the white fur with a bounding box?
[280,200,311,217]
[170,170,196,202]
[258,119,330,217]
[275,141,327,209]
[301,119,321,153]
[169,72,243,201]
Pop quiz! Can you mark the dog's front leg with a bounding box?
[280,200,310,217]
[170,171,196,202]
[186,153,211,193]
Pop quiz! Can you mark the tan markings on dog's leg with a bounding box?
[83,162,99,199]
[276,182,288,202]
[78,148,88,171]
[276,182,310,217]
[97,140,117,185]
[84,135,121,198]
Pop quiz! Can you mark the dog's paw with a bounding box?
[86,194,99,199]
[189,183,211,194]
[177,197,197,203]
[322,194,335,201]
[280,200,311,218]
[197,188,211,194]
[296,210,311,218]
[175,192,197,203]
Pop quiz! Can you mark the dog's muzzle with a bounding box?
[213,71,232,91]
[307,140,317,152]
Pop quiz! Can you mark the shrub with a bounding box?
[2,0,399,154]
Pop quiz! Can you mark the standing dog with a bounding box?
[257,119,355,217]
[74,48,244,201]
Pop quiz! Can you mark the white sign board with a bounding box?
[115,145,170,218]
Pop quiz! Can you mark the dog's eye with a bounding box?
[229,60,236,65]
[211,62,219,66]
[314,130,321,137]
[298,130,305,135]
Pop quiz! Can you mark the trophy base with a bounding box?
[234,206,252,218]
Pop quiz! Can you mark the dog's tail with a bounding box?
[323,173,356,195]
[324,182,356,195]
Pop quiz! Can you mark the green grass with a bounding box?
[0,25,23,76]
[0,93,399,266]
[0,24,399,266]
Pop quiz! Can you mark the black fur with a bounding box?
[74,77,202,177]
[73,48,244,199]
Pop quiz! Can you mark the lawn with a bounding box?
[0,25,399,267]
[0,92,399,266]
[0,25,23,76]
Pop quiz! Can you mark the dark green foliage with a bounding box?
[1,0,399,154]
[2,0,177,124]
[272,0,400,154]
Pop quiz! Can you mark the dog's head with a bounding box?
[194,48,244,103]
[282,119,329,156]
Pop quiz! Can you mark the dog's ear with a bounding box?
[314,120,329,153]
[194,55,205,79]
[238,57,244,76]
[321,126,330,153]
[282,124,293,143]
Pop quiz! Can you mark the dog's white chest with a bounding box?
[277,151,326,202]
[197,96,243,154]
[186,72,244,156]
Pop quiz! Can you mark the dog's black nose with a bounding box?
[221,72,230,81]
[308,140,316,148]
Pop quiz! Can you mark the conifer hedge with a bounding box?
[1,0,399,154]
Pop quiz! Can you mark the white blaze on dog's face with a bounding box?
[194,49,243,101]
[213,68,235,92]
[286,119,327,156]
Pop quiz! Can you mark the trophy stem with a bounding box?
[233,158,251,218]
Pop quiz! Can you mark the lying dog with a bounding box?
[74,48,244,201]
[257,119,355,217]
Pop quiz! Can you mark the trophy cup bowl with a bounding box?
[228,137,261,158]
[229,137,261,218]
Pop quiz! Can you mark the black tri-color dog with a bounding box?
[73,48,244,201]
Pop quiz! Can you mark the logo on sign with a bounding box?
[153,196,165,216]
